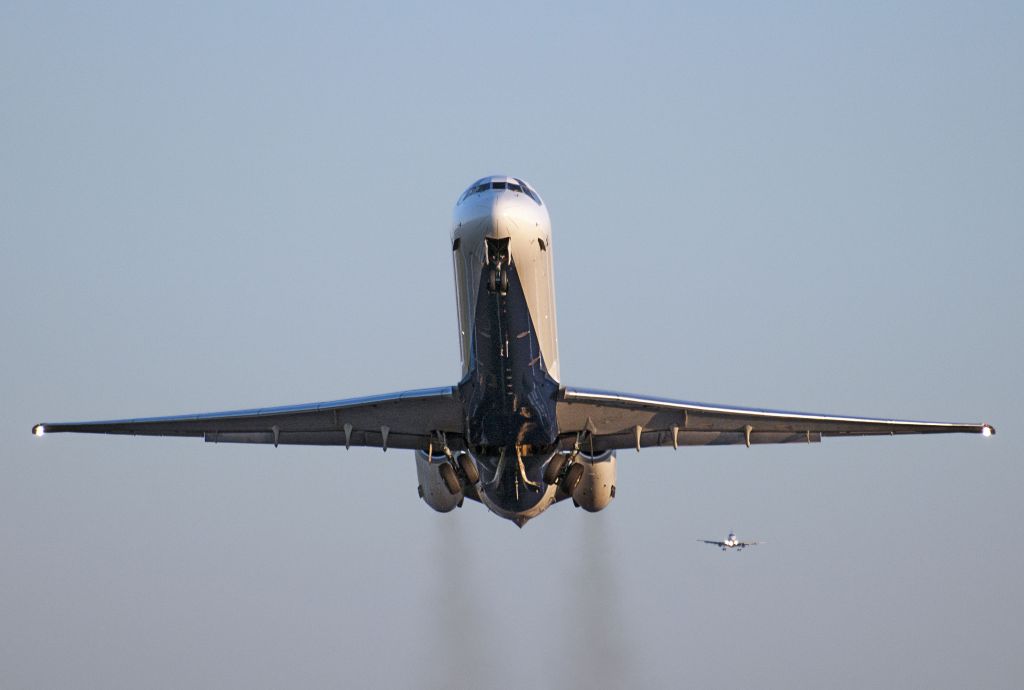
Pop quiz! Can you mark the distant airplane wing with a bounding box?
[699,540,726,547]
[557,387,994,452]
[33,386,464,451]
[737,541,762,548]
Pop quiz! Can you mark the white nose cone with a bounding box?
[33,424,45,437]
[982,425,993,437]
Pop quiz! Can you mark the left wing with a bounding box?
[33,386,464,451]
[557,387,994,452]
[699,540,726,547]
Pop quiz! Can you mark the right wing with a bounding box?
[558,387,994,452]
[33,386,465,451]
[699,540,726,547]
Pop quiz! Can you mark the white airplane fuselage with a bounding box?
[415,176,577,525]
[452,178,560,383]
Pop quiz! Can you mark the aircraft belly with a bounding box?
[450,193,562,523]
[453,217,559,383]
[474,465,558,526]
[458,245,559,449]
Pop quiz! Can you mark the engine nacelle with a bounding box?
[572,451,617,512]
[414,450,462,513]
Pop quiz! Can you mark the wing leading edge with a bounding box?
[33,386,465,451]
[557,387,994,452]
[34,385,996,453]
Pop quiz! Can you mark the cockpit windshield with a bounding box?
[458,178,542,206]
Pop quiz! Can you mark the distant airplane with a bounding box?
[33,175,996,527]
[700,532,763,551]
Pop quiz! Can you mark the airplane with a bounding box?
[699,532,762,551]
[33,175,996,527]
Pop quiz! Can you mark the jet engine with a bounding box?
[571,450,617,512]
[414,450,462,513]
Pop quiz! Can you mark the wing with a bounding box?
[33,386,464,451]
[737,542,762,548]
[558,387,994,452]
[699,540,726,547]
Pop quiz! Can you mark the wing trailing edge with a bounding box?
[33,386,465,451]
[556,387,994,453]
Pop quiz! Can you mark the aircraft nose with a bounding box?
[487,193,519,237]
[453,186,548,244]
[487,192,543,238]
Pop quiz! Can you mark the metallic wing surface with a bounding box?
[557,387,994,452]
[34,387,464,451]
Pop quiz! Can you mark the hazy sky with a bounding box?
[3,2,1022,688]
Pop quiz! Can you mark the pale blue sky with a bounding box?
[3,2,1022,688]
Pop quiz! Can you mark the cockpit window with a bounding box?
[457,178,543,205]
[516,179,542,205]
[458,182,488,204]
